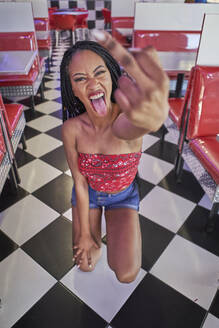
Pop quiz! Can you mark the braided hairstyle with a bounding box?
[60,40,122,119]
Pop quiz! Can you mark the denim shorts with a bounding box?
[71,181,140,211]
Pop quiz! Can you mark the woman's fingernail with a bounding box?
[89,264,92,269]
[91,29,106,42]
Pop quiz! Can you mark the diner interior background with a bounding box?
[0,0,219,328]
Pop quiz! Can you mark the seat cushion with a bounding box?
[5,104,24,136]
[169,97,184,128]
[0,59,39,86]
[189,136,219,185]
[37,36,51,51]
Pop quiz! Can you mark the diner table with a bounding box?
[52,11,88,16]
[0,50,38,75]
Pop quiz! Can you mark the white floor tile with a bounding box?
[25,133,62,157]
[19,159,62,193]
[198,193,212,210]
[26,115,62,132]
[0,195,59,245]
[139,186,196,233]
[65,169,72,177]
[61,245,146,322]
[151,235,219,310]
[45,80,60,89]
[138,153,173,185]
[44,89,61,100]
[202,314,219,328]
[0,249,56,328]
[35,100,61,114]
[141,134,159,152]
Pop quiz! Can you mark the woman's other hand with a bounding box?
[92,30,169,137]
[73,233,100,269]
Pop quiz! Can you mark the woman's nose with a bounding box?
[87,77,99,88]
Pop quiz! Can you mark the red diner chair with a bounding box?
[102,8,111,31]
[0,94,26,152]
[0,117,18,194]
[74,8,88,40]
[53,14,77,46]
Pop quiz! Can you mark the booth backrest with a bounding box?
[111,17,134,38]
[0,32,36,51]
[34,18,49,31]
[0,94,12,137]
[187,66,219,139]
[187,14,219,139]
[133,3,219,52]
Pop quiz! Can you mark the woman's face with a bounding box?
[68,50,113,117]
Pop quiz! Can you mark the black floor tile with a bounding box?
[40,146,68,172]
[33,173,73,214]
[111,274,206,328]
[46,125,62,141]
[20,95,48,108]
[53,97,62,104]
[177,205,219,257]
[0,181,29,212]
[24,109,45,123]
[209,290,219,319]
[158,169,205,203]
[15,148,36,168]
[137,176,154,201]
[24,125,41,140]
[13,282,107,328]
[139,215,174,271]
[50,109,63,120]
[22,216,73,279]
[0,230,18,262]
[145,139,178,164]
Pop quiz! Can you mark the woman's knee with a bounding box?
[114,266,140,284]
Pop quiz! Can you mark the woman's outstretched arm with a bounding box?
[92,30,170,140]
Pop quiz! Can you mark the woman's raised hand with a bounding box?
[92,30,169,134]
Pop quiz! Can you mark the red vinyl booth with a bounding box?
[111,17,134,48]
[173,66,219,231]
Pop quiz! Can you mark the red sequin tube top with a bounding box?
[78,152,142,193]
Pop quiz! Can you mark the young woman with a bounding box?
[61,30,169,283]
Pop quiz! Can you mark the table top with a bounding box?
[116,28,133,37]
[158,51,196,73]
[52,11,88,16]
[0,50,37,75]
[129,48,196,73]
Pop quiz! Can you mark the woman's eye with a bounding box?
[95,70,106,77]
[74,77,86,82]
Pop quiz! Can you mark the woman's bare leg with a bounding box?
[105,208,142,283]
[72,206,102,271]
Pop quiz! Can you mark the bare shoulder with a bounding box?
[62,114,86,140]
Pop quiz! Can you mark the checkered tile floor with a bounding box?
[0,39,219,328]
